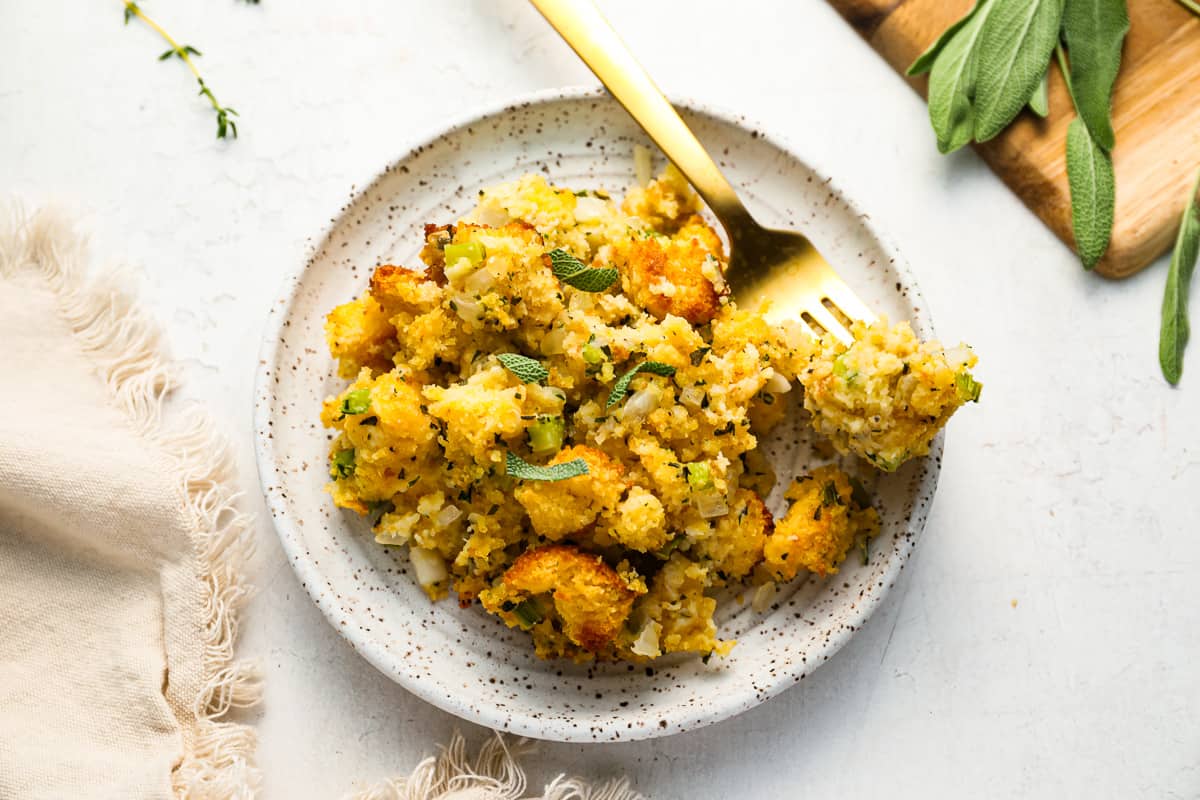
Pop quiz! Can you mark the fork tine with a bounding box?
[822,280,876,326]
[805,303,854,346]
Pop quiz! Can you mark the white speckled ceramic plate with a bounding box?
[255,87,941,742]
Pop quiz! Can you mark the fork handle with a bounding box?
[530,0,754,230]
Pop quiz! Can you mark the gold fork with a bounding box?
[530,0,876,343]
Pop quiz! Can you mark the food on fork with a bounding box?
[318,167,980,662]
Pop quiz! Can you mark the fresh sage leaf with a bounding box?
[1065,118,1116,270]
[606,361,677,409]
[972,0,1063,142]
[927,1,995,153]
[1028,69,1049,117]
[1159,169,1200,385]
[1175,0,1200,17]
[907,1,986,77]
[504,451,588,482]
[546,248,619,292]
[1062,0,1129,151]
[497,353,549,384]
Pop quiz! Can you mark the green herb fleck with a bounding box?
[821,481,842,507]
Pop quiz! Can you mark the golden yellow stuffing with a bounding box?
[799,318,981,471]
[318,167,979,663]
[764,465,881,580]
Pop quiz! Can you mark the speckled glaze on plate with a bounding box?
[254,87,941,743]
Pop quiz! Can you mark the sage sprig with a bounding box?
[546,249,619,292]
[505,451,588,482]
[911,0,1126,270]
[1159,170,1200,385]
[971,0,1063,142]
[497,353,549,384]
[1065,118,1115,269]
[1062,0,1129,151]
[122,1,240,140]
[924,2,994,153]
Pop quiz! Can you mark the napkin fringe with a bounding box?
[1,208,262,799]
[347,732,644,800]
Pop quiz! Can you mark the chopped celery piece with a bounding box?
[685,462,713,491]
[955,371,982,403]
[331,448,356,479]
[527,415,565,455]
[444,241,486,267]
[832,353,858,384]
[512,599,544,629]
[582,342,606,366]
[340,388,371,416]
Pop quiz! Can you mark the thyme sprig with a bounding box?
[122,2,240,139]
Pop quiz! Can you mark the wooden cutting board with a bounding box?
[828,0,1200,278]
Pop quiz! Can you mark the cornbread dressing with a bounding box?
[320,167,980,662]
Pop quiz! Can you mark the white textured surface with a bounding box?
[2,1,1197,798]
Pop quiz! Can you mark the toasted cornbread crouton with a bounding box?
[621,164,702,233]
[324,294,396,378]
[799,317,981,471]
[625,553,731,659]
[603,486,669,552]
[514,446,627,539]
[692,489,773,583]
[763,465,879,580]
[480,544,641,655]
[612,216,726,324]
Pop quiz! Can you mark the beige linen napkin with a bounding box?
[0,210,260,799]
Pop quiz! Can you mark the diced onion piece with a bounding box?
[464,267,495,294]
[435,505,462,528]
[451,296,481,322]
[634,144,653,187]
[409,547,448,587]
[445,257,475,284]
[472,203,510,228]
[630,620,662,658]
[574,195,607,222]
[622,385,661,421]
[695,490,729,519]
[528,383,567,409]
[752,582,777,613]
[764,371,793,394]
[679,385,705,407]
[541,328,568,356]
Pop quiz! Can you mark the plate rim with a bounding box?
[253,84,942,741]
